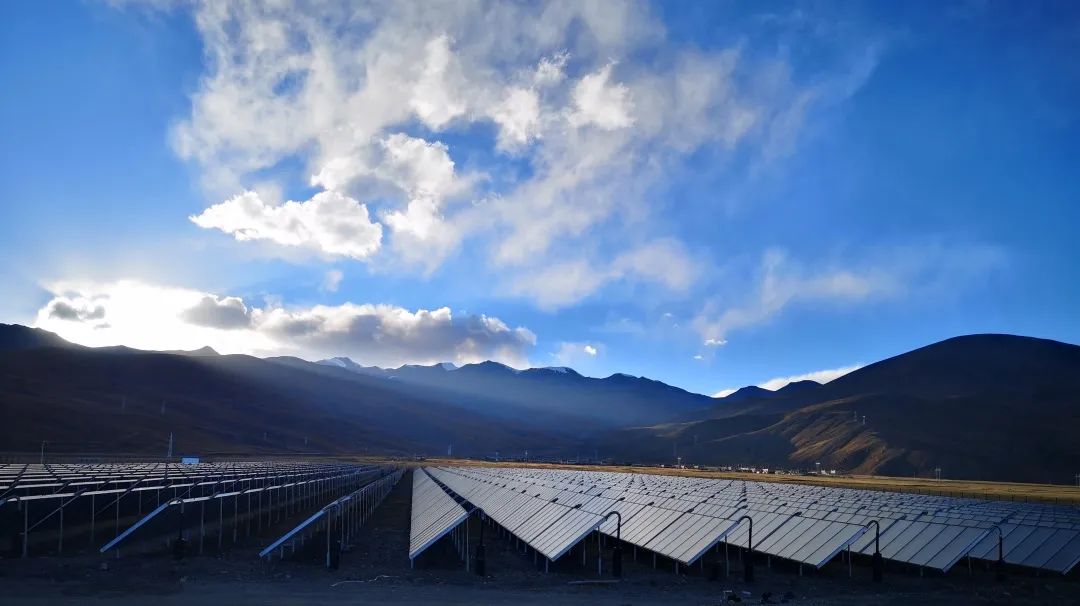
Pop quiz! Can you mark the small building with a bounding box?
[180,456,200,465]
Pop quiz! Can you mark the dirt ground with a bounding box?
[1,470,1077,605]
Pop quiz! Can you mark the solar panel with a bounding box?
[409,469,469,561]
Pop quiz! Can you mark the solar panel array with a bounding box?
[0,461,390,557]
[0,461,368,506]
[429,466,1080,574]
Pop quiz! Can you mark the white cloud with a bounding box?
[509,260,609,311]
[551,341,602,366]
[694,248,893,344]
[694,243,1006,345]
[492,87,542,149]
[190,190,383,260]
[34,279,535,367]
[568,63,635,130]
[711,363,863,398]
[756,364,863,391]
[180,295,251,330]
[509,239,697,310]
[534,51,569,86]
[409,35,467,130]
[610,239,697,292]
[321,269,344,293]
[153,0,883,307]
[382,198,461,270]
[311,133,465,200]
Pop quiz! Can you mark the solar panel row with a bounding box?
[430,466,1080,575]
[427,467,605,561]
[409,468,469,561]
[0,461,392,558]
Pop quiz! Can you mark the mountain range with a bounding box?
[1,323,1077,483]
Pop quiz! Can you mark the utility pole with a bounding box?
[448,443,453,457]
[167,433,174,458]
[40,440,48,465]
[935,467,942,481]
[861,415,866,426]
[524,449,528,462]
[815,461,821,475]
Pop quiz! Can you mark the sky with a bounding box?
[1,1,1078,397]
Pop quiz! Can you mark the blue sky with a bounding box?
[1,1,1077,396]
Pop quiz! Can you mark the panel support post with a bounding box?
[867,520,883,583]
[737,515,754,583]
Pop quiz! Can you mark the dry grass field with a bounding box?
[403,457,1080,505]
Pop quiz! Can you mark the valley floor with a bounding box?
[1,469,1077,605]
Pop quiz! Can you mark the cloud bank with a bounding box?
[34,280,535,368]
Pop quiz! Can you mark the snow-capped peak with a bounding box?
[323,356,355,368]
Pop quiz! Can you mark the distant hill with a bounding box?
[0,326,572,458]
[1,324,1076,483]
[0,324,75,351]
[599,334,1080,483]
[0,324,707,458]
[315,357,714,429]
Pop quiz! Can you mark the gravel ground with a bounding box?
[1,470,1077,605]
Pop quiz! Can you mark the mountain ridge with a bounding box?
[1,324,1077,483]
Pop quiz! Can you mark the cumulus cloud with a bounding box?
[258,303,536,367]
[45,297,106,322]
[492,87,542,149]
[33,279,536,367]
[712,364,863,398]
[190,190,383,260]
[180,295,251,330]
[568,63,635,130]
[312,133,465,200]
[151,0,881,306]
